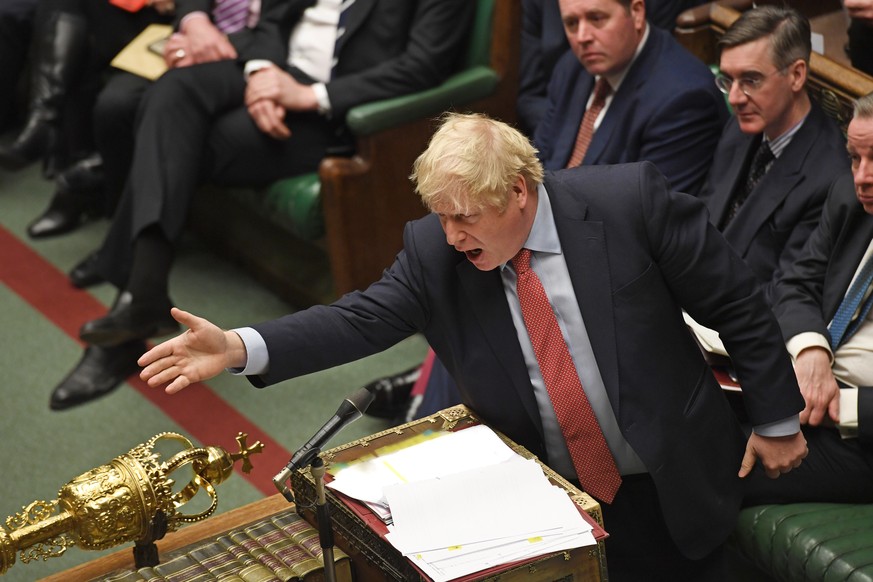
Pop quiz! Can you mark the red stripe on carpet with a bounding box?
[0,225,292,496]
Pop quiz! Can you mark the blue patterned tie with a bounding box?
[829,253,873,351]
[331,0,356,73]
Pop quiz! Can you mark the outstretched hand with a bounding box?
[738,431,808,479]
[138,307,247,394]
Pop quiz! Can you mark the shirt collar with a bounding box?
[501,184,561,272]
[763,111,809,159]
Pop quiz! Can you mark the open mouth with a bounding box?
[465,249,483,260]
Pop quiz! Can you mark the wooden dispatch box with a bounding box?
[290,405,608,582]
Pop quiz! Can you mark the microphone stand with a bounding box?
[272,385,376,581]
[310,456,337,582]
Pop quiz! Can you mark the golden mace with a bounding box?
[0,431,263,575]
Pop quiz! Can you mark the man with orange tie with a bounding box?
[139,113,807,581]
[535,0,727,195]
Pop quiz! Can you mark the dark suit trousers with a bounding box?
[95,60,341,289]
[598,474,726,582]
[743,424,873,505]
[0,0,35,128]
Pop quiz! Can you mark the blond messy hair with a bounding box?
[411,112,544,214]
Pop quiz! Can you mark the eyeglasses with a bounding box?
[714,68,786,97]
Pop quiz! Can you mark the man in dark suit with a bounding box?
[516,0,706,136]
[698,6,849,304]
[745,93,873,505]
[139,113,807,580]
[393,0,728,422]
[47,0,474,410]
[534,0,727,195]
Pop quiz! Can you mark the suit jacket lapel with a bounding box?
[458,261,545,437]
[334,0,374,56]
[547,175,621,411]
[725,106,826,253]
[583,27,662,165]
[709,131,756,225]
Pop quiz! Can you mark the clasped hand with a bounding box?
[739,431,807,479]
[245,64,319,139]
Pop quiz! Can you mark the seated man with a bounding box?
[745,92,873,505]
[698,6,849,304]
[534,0,727,195]
[517,0,706,135]
[48,0,474,410]
[28,0,259,241]
[140,112,807,581]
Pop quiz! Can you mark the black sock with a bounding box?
[125,226,173,300]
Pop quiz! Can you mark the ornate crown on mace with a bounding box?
[0,431,264,575]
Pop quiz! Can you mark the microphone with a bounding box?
[273,385,376,500]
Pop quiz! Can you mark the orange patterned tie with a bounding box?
[513,248,622,503]
[566,78,612,168]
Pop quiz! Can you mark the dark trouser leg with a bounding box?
[0,8,88,174]
[0,0,36,131]
[600,474,726,582]
[94,72,153,216]
[743,425,873,506]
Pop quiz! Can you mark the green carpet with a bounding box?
[0,162,427,581]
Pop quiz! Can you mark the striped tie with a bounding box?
[212,0,249,34]
[566,78,611,168]
[829,253,873,351]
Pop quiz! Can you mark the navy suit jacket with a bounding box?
[535,25,728,195]
[250,162,802,558]
[774,176,873,444]
[699,102,849,303]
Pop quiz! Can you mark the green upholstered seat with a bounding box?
[734,504,873,582]
[258,0,498,242]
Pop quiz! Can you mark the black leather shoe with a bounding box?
[362,365,421,419]
[28,153,104,238]
[69,250,104,288]
[27,188,101,238]
[79,291,179,347]
[50,341,145,410]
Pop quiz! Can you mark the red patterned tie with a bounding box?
[513,248,622,503]
[566,78,612,168]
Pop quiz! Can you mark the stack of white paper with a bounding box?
[385,457,595,581]
[327,425,596,581]
[327,425,520,521]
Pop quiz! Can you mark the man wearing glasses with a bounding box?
[699,5,850,305]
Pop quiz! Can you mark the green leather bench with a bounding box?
[190,0,521,307]
[732,504,873,581]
